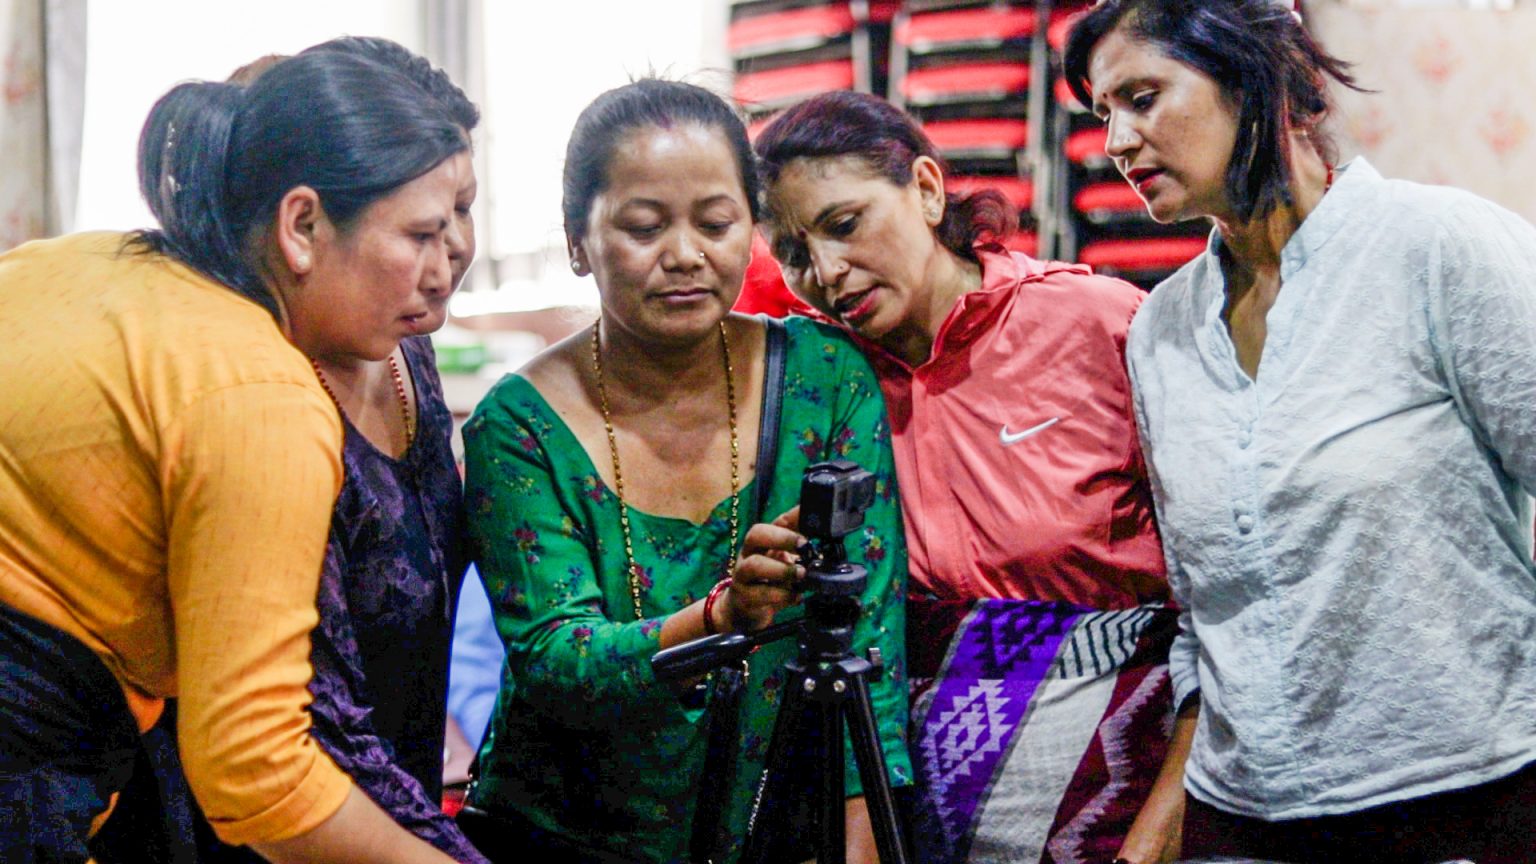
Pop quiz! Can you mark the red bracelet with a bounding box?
[702,578,731,635]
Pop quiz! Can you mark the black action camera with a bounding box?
[797,459,875,540]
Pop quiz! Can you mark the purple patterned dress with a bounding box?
[303,336,483,861]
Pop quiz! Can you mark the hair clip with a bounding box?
[164,121,176,153]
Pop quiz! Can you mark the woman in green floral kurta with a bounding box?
[459,80,910,864]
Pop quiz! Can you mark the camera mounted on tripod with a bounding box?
[799,459,876,541]
[794,459,876,598]
[650,459,876,681]
[650,458,911,864]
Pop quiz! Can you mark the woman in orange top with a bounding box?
[0,45,470,864]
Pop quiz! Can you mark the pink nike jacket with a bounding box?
[857,246,1168,610]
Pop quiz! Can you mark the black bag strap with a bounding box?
[753,314,787,525]
[688,664,745,863]
[689,314,788,864]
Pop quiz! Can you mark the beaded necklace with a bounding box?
[310,354,414,452]
[591,321,740,622]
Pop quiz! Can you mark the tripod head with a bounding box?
[651,459,876,681]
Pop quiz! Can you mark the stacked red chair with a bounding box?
[889,0,1040,254]
[731,0,900,132]
[1044,0,1205,288]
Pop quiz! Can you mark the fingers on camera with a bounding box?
[772,505,801,529]
[738,554,797,588]
[744,521,806,553]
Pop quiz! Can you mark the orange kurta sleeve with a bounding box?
[163,381,352,844]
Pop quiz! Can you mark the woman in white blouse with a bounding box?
[1064,1,1536,862]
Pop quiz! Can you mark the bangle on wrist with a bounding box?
[702,578,731,635]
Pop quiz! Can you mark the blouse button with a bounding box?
[1236,514,1256,534]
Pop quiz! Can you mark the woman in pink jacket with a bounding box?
[755,91,1188,864]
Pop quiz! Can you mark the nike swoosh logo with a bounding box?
[999,417,1060,446]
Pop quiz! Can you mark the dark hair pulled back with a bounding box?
[1063,0,1361,222]
[133,45,469,320]
[562,78,760,243]
[304,36,480,134]
[753,90,1016,262]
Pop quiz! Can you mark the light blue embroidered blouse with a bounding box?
[1128,158,1536,819]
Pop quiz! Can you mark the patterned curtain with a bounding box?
[0,0,84,252]
[1309,1,1536,224]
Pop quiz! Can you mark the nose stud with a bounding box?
[698,251,706,260]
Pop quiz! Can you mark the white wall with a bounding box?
[74,0,421,232]
[480,0,726,258]
[444,0,727,316]
[1311,1,1536,223]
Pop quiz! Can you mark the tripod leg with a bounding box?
[845,673,909,864]
[819,698,845,864]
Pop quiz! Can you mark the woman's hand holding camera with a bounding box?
[717,507,805,633]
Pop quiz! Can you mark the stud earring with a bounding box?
[295,254,310,271]
[570,260,581,273]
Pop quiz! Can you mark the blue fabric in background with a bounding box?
[448,565,504,752]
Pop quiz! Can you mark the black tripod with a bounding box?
[652,461,909,864]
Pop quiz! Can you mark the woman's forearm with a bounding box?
[845,795,878,864]
[1116,704,1198,864]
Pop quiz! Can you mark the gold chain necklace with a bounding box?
[311,355,415,451]
[591,320,740,622]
